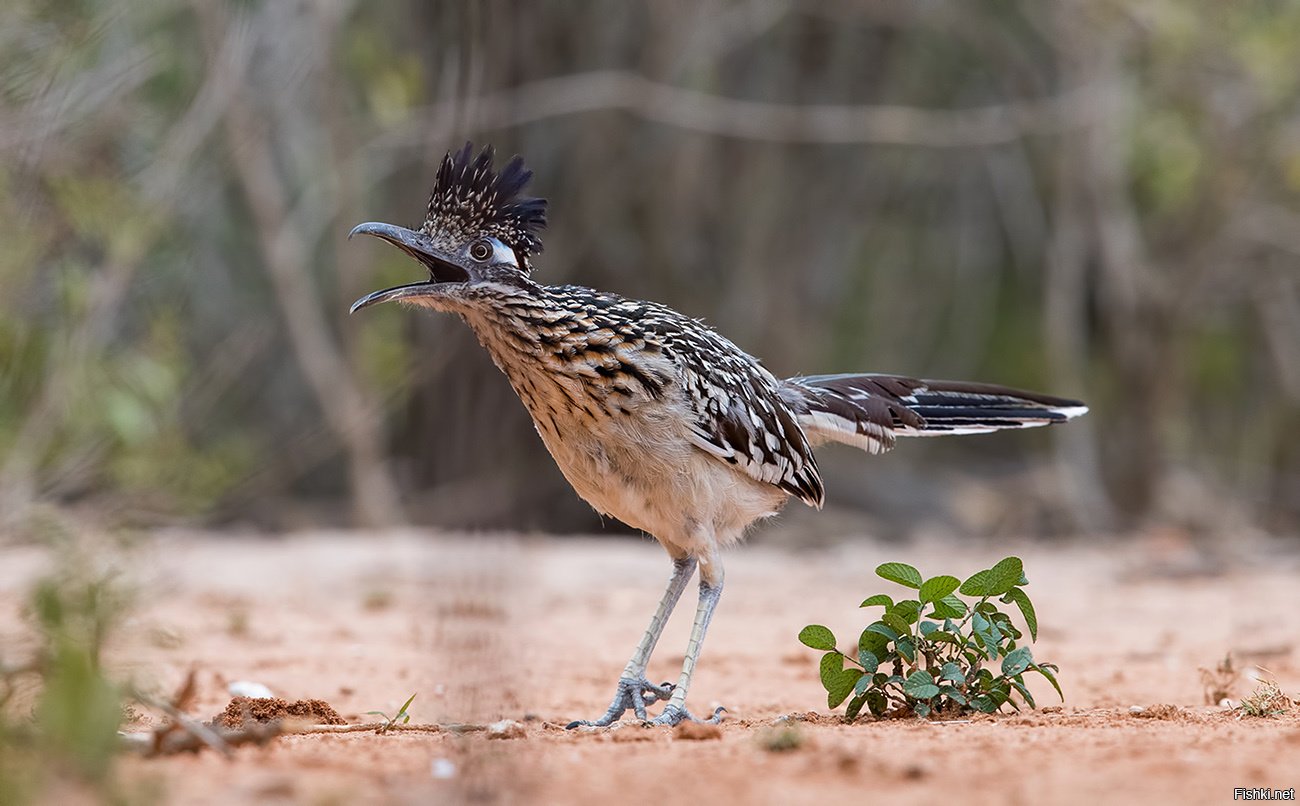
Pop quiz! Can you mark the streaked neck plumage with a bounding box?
[414,281,673,426]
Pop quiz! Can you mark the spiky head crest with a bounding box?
[421,143,547,271]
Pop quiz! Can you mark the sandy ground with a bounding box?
[2,529,1299,805]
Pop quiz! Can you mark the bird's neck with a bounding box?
[455,282,564,355]
[453,283,668,420]
[456,284,594,401]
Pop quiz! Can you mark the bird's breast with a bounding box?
[461,308,788,552]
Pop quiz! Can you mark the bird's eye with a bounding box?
[469,240,493,262]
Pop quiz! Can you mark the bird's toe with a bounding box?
[563,677,680,729]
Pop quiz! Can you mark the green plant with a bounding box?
[365,693,416,733]
[798,557,1061,720]
[0,532,133,803]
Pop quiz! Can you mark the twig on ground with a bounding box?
[127,672,233,759]
[119,721,281,757]
[288,721,484,735]
[119,719,483,756]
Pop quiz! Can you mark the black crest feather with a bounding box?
[422,143,547,269]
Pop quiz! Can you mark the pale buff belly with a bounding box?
[524,395,789,559]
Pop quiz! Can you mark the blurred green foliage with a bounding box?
[1,0,1298,535]
[0,525,133,803]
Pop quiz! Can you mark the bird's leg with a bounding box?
[644,563,726,727]
[566,556,697,728]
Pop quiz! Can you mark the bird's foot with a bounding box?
[564,676,676,728]
[641,702,727,727]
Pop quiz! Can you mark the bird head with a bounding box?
[349,143,547,313]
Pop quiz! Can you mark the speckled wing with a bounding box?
[656,321,825,509]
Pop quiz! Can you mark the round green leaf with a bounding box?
[919,575,961,604]
[859,628,890,657]
[798,624,837,651]
[821,647,842,686]
[865,622,899,641]
[989,557,1025,596]
[959,569,995,596]
[940,686,968,706]
[903,671,940,700]
[858,648,880,671]
[1001,646,1033,677]
[970,694,998,713]
[881,612,911,636]
[827,668,864,709]
[929,595,967,619]
[989,679,1012,706]
[853,673,874,698]
[860,594,893,608]
[819,651,844,690]
[875,562,922,589]
[890,599,922,624]
[940,662,965,683]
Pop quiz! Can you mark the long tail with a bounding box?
[782,373,1087,456]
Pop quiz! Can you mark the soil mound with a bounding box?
[211,696,346,728]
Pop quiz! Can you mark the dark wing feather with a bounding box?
[784,373,1086,453]
[648,313,825,508]
[781,373,926,455]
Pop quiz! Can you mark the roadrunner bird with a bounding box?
[349,144,1087,727]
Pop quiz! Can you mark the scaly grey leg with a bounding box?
[566,556,697,728]
[644,570,726,726]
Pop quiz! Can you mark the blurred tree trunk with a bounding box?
[197,0,404,528]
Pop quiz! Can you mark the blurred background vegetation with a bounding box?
[1,0,1298,541]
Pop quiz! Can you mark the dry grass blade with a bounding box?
[1238,678,1297,719]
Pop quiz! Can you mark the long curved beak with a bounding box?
[348,222,468,313]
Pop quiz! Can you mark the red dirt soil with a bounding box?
[2,529,1298,805]
[211,697,346,729]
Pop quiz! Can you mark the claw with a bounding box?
[564,677,679,729]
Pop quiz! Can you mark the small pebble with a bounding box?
[487,719,526,739]
[430,758,457,779]
[228,681,274,699]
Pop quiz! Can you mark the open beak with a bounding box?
[348,222,469,313]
